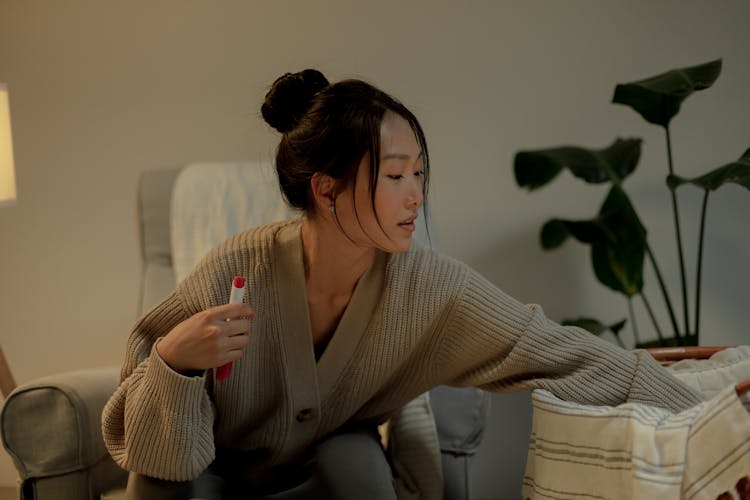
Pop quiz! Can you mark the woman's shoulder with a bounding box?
[237,218,300,244]
[381,245,476,326]
[388,243,471,286]
[210,219,300,260]
[176,220,299,307]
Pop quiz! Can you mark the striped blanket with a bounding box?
[523,349,750,500]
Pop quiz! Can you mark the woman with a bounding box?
[102,69,703,499]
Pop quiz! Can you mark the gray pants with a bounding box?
[125,426,397,500]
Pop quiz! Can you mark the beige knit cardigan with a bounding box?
[102,220,702,483]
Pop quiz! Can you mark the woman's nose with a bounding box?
[407,186,423,208]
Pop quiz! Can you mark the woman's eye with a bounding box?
[387,175,403,180]
[415,170,424,177]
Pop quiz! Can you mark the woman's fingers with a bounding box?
[224,331,251,351]
[223,317,253,338]
[209,303,255,321]
[158,304,254,373]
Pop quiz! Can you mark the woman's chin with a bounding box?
[387,238,414,254]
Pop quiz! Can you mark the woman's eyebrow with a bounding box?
[381,151,424,161]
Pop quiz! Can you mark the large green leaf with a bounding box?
[667,148,750,191]
[538,186,646,296]
[562,317,627,337]
[514,138,642,190]
[541,219,599,249]
[594,187,647,296]
[612,59,722,127]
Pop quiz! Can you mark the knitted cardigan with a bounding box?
[102,220,702,482]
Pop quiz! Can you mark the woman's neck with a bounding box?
[301,216,376,299]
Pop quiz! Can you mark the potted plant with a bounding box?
[513,59,750,348]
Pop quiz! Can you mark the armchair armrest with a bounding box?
[1,367,127,498]
[430,386,490,500]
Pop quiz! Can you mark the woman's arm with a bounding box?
[101,292,218,481]
[431,268,703,412]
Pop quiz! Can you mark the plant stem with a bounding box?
[605,167,681,343]
[627,298,641,346]
[694,190,709,345]
[640,293,665,344]
[665,126,690,339]
[644,242,682,342]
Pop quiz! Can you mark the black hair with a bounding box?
[261,69,430,236]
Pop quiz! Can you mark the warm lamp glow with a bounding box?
[0,83,17,207]
[0,85,17,398]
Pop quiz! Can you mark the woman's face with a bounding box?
[335,111,424,253]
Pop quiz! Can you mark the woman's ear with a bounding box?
[310,172,338,213]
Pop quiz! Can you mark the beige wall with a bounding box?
[1,0,749,495]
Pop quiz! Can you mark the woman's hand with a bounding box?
[156,303,255,374]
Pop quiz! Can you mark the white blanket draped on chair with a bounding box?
[170,161,295,283]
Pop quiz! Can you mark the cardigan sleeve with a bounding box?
[432,267,703,413]
[101,291,217,481]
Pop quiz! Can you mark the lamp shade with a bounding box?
[0,83,17,207]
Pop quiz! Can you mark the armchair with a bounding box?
[1,163,490,500]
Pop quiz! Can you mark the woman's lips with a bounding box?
[398,221,416,233]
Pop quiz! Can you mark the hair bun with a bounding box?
[261,69,329,133]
